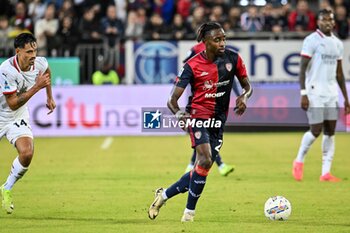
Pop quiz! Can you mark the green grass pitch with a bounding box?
[0,132,349,233]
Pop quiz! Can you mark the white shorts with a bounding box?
[0,117,33,145]
[306,95,339,124]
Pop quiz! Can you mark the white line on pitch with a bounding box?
[101,137,113,150]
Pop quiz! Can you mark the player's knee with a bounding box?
[18,148,34,167]
[311,128,322,138]
[197,156,212,169]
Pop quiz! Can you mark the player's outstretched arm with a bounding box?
[44,67,56,114]
[5,71,50,111]
[335,60,350,114]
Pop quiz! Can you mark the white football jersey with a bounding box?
[300,29,343,97]
[0,56,48,124]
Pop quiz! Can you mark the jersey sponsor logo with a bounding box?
[203,80,230,91]
[205,92,225,98]
[225,63,232,71]
[200,71,209,76]
[143,110,162,129]
[203,80,214,90]
[215,80,230,87]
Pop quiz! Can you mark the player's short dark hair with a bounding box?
[318,8,333,19]
[196,22,223,42]
[14,33,37,49]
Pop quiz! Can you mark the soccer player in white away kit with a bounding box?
[293,9,350,182]
[0,33,55,213]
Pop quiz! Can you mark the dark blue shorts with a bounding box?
[188,119,224,161]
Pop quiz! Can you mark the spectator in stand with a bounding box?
[57,0,76,21]
[334,5,349,39]
[28,0,47,24]
[176,0,192,19]
[330,0,350,13]
[125,10,144,41]
[209,5,226,25]
[241,5,264,32]
[143,12,170,40]
[226,7,242,32]
[263,4,288,32]
[57,15,79,56]
[188,6,206,36]
[92,60,120,85]
[34,3,59,56]
[127,0,152,17]
[114,0,127,23]
[44,0,64,10]
[157,0,176,25]
[319,0,332,10]
[81,0,115,19]
[170,13,192,40]
[101,4,124,48]
[78,8,103,43]
[0,15,13,57]
[9,2,34,34]
[288,0,316,32]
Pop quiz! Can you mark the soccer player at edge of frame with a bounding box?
[292,9,350,182]
[183,40,241,177]
[0,33,55,214]
[148,22,252,222]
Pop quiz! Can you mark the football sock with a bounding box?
[321,135,335,176]
[4,156,28,190]
[190,150,196,165]
[184,208,195,215]
[165,172,191,199]
[296,131,316,163]
[215,154,223,166]
[186,165,209,210]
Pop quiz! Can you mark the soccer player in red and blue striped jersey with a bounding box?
[148,22,252,222]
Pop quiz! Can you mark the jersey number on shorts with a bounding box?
[13,119,28,128]
[215,139,223,152]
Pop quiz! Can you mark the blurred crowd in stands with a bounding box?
[0,0,349,57]
[0,0,349,84]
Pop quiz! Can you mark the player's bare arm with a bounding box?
[167,86,190,118]
[4,71,50,110]
[235,77,252,115]
[299,56,311,111]
[44,67,56,114]
[335,60,350,114]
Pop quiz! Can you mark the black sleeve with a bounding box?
[183,50,196,63]
[176,63,193,88]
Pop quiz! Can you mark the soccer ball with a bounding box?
[264,196,292,220]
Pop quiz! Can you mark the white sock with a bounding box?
[184,208,195,214]
[322,135,335,176]
[218,163,226,170]
[296,131,316,163]
[162,189,168,200]
[3,157,28,190]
